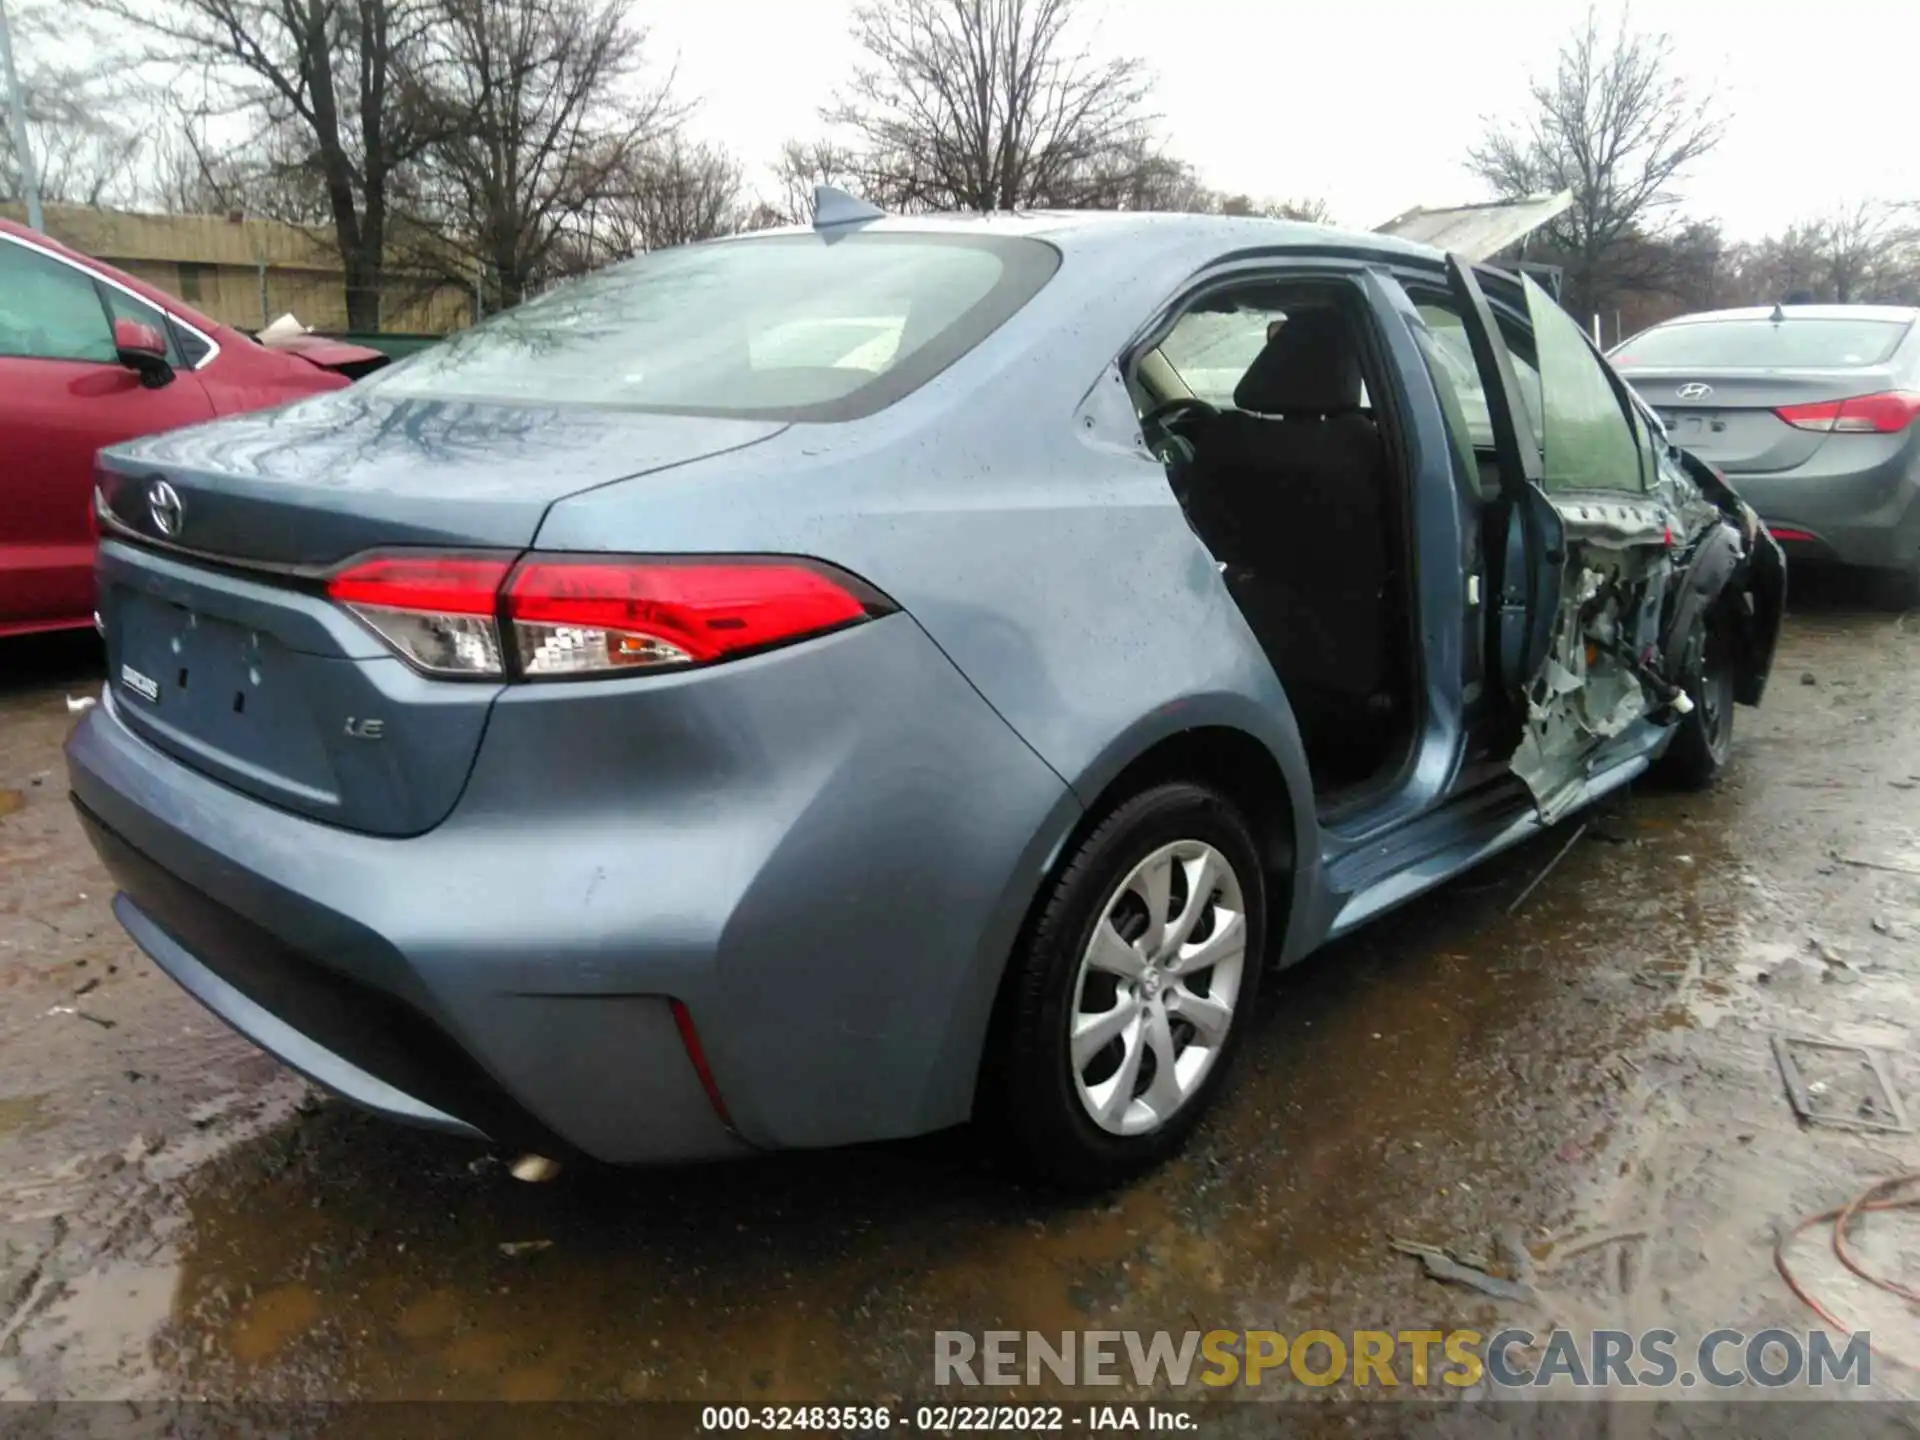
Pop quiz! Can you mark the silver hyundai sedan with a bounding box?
[1612,304,1920,608]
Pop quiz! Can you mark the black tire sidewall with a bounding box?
[1657,622,1734,787]
[993,782,1267,1187]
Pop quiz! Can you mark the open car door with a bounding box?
[1441,255,1567,735]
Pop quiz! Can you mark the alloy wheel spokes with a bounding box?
[1069,839,1248,1137]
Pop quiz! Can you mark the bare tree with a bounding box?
[1467,7,1723,318]
[82,0,442,330]
[148,104,333,221]
[597,137,744,255]
[826,0,1158,212]
[1220,193,1334,224]
[769,137,862,224]
[406,0,681,309]
[0,1,146,207]
[1072,141,1212,212]
[1817,201,1920,303]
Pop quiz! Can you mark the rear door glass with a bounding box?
[1522,275,1643,494]
[1416,303,1543,454]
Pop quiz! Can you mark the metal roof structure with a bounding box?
[1374,191,1575,262]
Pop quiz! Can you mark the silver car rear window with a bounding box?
[368,233,1060,421]
[1614,318,1910,369]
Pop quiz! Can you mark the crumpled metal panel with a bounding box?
[1375,192,1575,261]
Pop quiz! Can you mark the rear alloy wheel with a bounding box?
[1654,624,1735,790]
[987,783,1265,1188]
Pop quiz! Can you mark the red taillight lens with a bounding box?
[326,553,514,677]
[504,557,879,678]
[326,554,511,614]
[1775,391,1920,434]
[327,552,887,681]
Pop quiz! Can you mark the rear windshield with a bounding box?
[368,233,1059,420]
[1614,317,1910,369]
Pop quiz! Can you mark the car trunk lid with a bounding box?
[93,392,788,836]
[95,389,787,568]
[1618,366,1902,474]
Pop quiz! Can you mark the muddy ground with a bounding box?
[1,575,1917,1419]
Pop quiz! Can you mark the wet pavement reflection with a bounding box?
[126,790,1739,1402]
[3,573,1917,1405]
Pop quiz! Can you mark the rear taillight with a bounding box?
[326,552,890,681]
[506,557,875,677]
[327,553,514,677]
[1775,391,1920,434]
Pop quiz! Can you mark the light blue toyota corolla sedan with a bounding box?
[68,196,1784,1187]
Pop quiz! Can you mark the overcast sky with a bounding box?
[652,0,1919,239]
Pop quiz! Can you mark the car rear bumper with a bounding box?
[65,616,1075,1163]
[1727,447,1920,572]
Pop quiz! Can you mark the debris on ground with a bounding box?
[1390,1236,1538,1304]
[1507,822,1590,916]
[1837,854,1920,878]
[1773,1033,1913,1134]
[1777,1173,1920,1371]
[498,1240,554,1258]
[187,1094,244,1129]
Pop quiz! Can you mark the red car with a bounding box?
[0,218,384,638]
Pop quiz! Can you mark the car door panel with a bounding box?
[1438,258,1568,734]
[0,357,217,632]
[1495,271,1711,818]
[0,235,220,634]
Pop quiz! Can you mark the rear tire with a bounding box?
[984,782,1266,1190]
[1653,623,1735,790]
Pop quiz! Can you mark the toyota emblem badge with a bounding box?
[147,480,184,538]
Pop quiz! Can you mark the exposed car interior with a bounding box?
[1130,280,1414,804]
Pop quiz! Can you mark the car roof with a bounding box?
[715,209,1447,268]
[1648,303,1920,326]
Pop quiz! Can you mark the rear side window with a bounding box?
[1615,317,1910,369]
[0,239,115,363]
[1523,274,1644,494]
[370,233,1060,421]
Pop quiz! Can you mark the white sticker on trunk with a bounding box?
[119,664,160,703]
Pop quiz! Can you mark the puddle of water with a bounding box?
[123,796,1760,1403]
[230,1283,322,1364]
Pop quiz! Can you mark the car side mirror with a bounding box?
[113,318,174,388]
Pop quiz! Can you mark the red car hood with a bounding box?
[263,333,391,376]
